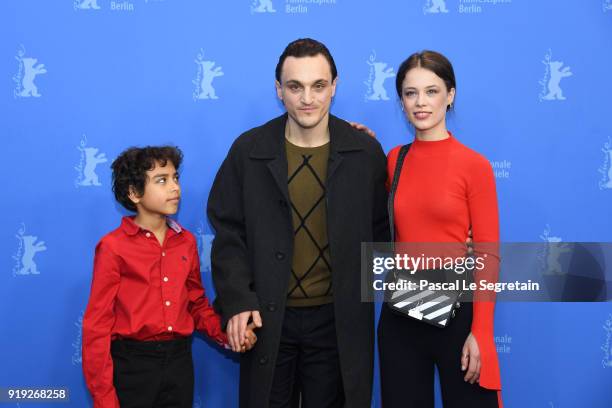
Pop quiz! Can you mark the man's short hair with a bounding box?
[275,38,338,83]
[111,146,183,212]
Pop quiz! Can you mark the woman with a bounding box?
[378,51,503,407]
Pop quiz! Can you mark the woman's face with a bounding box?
[400,67,455,136]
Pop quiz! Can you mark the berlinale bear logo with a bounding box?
[197,222,215,273]
[75,136,108,187]
[364,51,396,102]
[423,0,449,14]
[539,225,570,276]
[251,0,276,13]
[74,0,101,10]
[602,314,612,368]
[13,46,47,98]
[539,50,572,101]
[13,223,47,276]
[193,49,224,100]
[599,137,612,190]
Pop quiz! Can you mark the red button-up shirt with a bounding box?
[82,216,227,408]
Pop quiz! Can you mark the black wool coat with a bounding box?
[207,113,389,407]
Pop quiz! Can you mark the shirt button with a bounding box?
[167,326,173,331]
[275,251,285,261]
[165,301,171,306]
[163,277,169,282]
[162,252,166,257]
[145,232,151,238]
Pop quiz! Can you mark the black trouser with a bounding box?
[378,303,499,408]
[111,337,194,408]
[269,303,345,408]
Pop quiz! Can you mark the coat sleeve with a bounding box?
[207,141,260,328]
[372,142,390,243]
[361,140,390,302]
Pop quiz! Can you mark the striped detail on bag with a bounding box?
[389,281,459,328]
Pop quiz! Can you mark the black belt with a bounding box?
[111,336,192,354]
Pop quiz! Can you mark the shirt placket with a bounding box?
[144,229,176,335]
[161,233,176,334]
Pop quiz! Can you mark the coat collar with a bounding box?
[249,113,364,159]
[248,113,365,203]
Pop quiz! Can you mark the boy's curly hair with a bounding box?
[111,146,183,212]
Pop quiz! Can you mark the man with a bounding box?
[207,38,388,407]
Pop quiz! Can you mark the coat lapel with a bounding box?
[267,157,290,202]
[249,114,290,202]
[327,115,364,183]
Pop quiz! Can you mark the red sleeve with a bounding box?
[186,241,228,346]
[82,240,121,408]
[467,156,501,390]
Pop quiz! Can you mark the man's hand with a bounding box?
[227,310,262,352]
[348,121,376,138]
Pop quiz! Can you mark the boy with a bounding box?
[82,146,257,408]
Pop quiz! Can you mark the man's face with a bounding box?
[276,54,337,130]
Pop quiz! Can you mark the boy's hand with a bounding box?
[227,310,262,352]
[240,322,259,353]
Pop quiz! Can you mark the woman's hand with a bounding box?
[466,228,473,255]
[348,121,376,138]
[461,332,481,384]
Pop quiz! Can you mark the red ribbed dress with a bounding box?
[387,132,502,396]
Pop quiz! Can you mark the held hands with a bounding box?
[240,322,258,353]
[461,332,481,384]
[227,310,262,353]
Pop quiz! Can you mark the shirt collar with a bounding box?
[166,218,183,233]
[120,216,183,236]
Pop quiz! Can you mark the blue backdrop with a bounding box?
[1,1,611,407]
